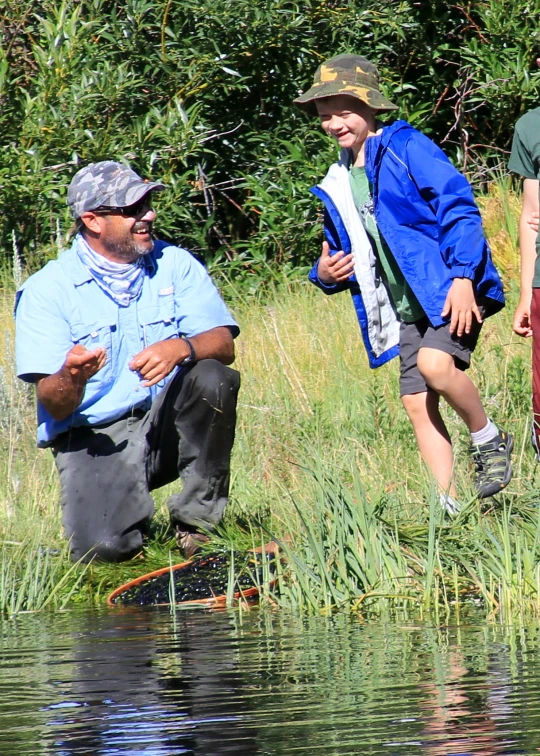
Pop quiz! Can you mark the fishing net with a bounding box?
[109,549,277,607]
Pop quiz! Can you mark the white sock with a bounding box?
[470,419,498,446]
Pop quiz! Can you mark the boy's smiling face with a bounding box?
[316,95,377,154]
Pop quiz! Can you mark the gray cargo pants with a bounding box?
[52,360,240,563]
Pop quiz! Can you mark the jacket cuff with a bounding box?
[315,277,342,292]
[450,265,475,280]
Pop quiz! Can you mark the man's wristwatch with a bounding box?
[179,337,197,366]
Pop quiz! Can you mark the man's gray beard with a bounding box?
[102,235,154,263]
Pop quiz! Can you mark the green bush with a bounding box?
[1,0,539,275]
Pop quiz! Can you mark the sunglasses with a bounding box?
[93,197,152,217]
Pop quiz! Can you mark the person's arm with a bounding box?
[513,178,539,338]
[308,204,354,294]
[405,132,487,279]
[16,274,108,420]
[404,132,488,335]
[128,326,234,387]
[527,211,539,233]
[36,344,107,421]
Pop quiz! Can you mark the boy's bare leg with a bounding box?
[416,347,487,432]
[401,390,456,496]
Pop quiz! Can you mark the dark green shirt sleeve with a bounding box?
[508,107,540,288]
[509,108,540,180]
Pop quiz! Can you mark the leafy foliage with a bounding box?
[1,0,539,275]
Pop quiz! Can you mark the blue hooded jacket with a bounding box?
[309,120,505,368]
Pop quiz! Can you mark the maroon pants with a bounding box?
[532,289,540,458]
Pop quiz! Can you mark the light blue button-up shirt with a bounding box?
[15,237,239,447]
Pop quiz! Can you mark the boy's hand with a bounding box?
[513,295,533,338]
[317,241,355,285]
[527,211,539,234]
[441,278,482,337]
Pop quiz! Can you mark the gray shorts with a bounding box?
[399,316,483,396]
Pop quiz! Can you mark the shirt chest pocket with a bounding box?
[70,317,116,381]
[139,296,178,347]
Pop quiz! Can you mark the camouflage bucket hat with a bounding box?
[67,160,166,218]
[293,53,397,115]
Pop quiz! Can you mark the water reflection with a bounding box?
[418,648,517,755]
[0,610,539,754]
[43,611,260,755]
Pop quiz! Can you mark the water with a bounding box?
[0,608,539,755]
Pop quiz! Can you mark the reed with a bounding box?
[0,538,88,616]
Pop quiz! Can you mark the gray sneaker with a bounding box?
[471,427,514,499]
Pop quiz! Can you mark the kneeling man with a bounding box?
[15,161,240,562]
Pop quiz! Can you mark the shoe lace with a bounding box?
[472,440,506,478]
[472,450,484,473]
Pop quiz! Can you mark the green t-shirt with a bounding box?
[509,107,540,287]
[349,166,424,323]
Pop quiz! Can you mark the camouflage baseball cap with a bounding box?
[293,54,397,116]
[67,160,166,218]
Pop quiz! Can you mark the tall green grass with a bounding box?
[3,187,540,618]
[228,185,540,618]
[0,538,89,616]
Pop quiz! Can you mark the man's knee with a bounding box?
[69,527,146,564]
[180,359,240,406]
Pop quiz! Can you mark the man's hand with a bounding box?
[36,344,107,421]
[317,241,355,285]
[513,294,533,338]
[527,211,539,234]
[441,278,482,337]
[129,339,187,387]
[65,344,107,381]
[131,328,235,388]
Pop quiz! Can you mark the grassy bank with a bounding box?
[2,186,540,619]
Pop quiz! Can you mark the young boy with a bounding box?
[293,53,512,506]
[509,96,540,457]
